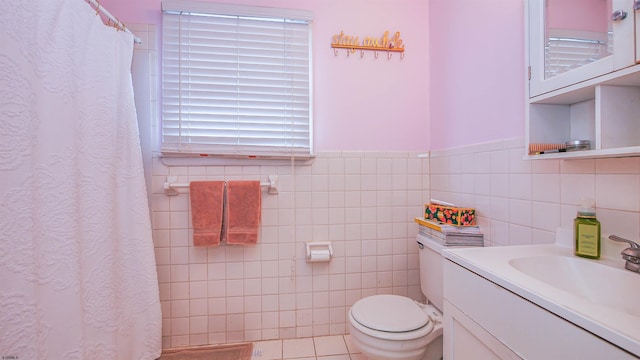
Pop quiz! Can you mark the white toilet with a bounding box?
[347,234,449,360]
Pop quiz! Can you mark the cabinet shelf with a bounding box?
[527,80,640,160]
[526,146,640,160]
[530,65,640,105]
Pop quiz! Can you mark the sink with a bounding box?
[443,244,640,356]
[509,255,640,317]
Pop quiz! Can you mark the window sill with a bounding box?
[157,152,316,166]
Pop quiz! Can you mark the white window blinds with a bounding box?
[161,1,313,158]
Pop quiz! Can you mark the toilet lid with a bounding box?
[351,294,430,332]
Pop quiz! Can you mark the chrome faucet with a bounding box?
[608,235,640,273]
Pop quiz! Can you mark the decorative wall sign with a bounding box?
[331,30,405,59]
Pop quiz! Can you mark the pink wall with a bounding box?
[428,0,524,150]
[547,0,609,32]
[103,0,526,152]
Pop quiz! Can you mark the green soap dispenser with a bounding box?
[574,199,601,259]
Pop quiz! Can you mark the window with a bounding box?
[161,1,313,158]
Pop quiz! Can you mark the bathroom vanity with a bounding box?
[442,244,639,359]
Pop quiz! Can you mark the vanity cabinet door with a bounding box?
[528,0,635,97]
[443,300,522,360]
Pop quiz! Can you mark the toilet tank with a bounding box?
[417,234,446,312]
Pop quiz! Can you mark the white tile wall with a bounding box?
[429,137,640,248]
[148,136,640,350]
[150,152,429,349]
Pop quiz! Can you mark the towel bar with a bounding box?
[164,175,278,196]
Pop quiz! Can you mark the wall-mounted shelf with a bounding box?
[525,66,640,160]
[527,146,640,160]
[331,44,405,59]
[331,30,405,59]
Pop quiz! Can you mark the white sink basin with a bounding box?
[443,244,640,356]
[509,254,640,318]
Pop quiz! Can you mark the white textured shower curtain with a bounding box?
[0,1,162,359]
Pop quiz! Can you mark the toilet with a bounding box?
[347,234,449,360]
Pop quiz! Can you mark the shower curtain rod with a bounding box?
[86,0,142,44]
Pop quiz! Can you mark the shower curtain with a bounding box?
[0,1,162,359]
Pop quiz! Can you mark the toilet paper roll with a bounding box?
[307,249,331,262]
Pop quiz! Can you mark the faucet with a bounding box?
[608,235,640,273]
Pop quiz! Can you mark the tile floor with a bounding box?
[251,335,367,360]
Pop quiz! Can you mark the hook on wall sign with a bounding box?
[331,30,405,60]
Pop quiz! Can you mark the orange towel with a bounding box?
[225,180,261,245]
[189,181,225,246]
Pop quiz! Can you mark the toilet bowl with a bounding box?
[348,294,443,360]
[347,234,450,360]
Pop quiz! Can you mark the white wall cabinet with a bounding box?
[528,0,636,98]
[525,0,640,159]
[443,259,637,359]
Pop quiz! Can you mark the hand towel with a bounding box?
[189,181,225,246]
[225,180,261,245]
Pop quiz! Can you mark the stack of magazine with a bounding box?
[415,217,484,246]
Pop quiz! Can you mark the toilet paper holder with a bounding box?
[305,241,333,263]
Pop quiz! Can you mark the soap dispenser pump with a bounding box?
[574,199,601,259]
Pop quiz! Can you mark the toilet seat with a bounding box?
[351,295,430,332]
[349,295,436,341]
